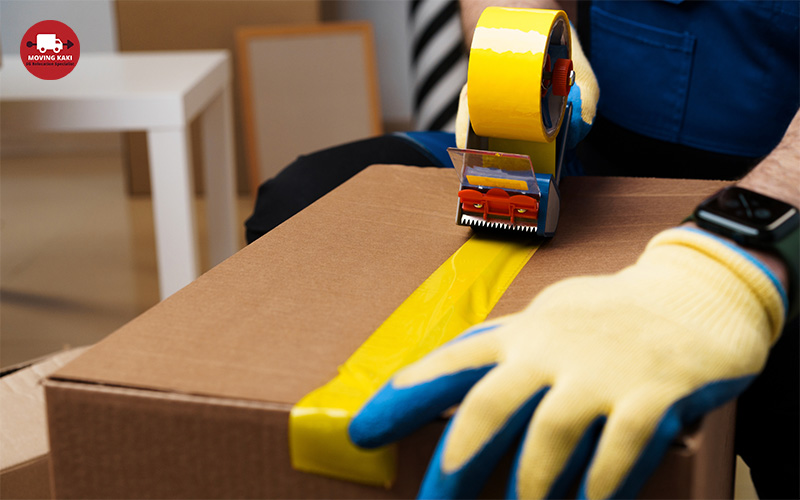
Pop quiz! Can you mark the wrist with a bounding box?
[681,222,790,293]
[687,185,799,321]
[648,227,787,342]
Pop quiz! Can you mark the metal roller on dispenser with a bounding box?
[448,7,574,237]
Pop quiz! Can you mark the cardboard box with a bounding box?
[45,166,734,498]
[1,348,88,499]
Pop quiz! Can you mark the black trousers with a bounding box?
[245,135,439,243]
[245,122,798,499]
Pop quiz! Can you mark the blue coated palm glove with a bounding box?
[349,228,786,499]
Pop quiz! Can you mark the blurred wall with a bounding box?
[115,0,320,194]
[323,0,414,132]
[0,1,121,157]
[0,0,118,54]
[0,0,416,159]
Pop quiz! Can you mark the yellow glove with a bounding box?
[350,227,786,499]
[455,23,599,150]
[455,82,470,150]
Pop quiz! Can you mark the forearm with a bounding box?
[686,108,800,293]
[738,108,800,208]
[459,0,576,47]
[682,221,790,293]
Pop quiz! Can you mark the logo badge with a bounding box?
[20,20,80,80]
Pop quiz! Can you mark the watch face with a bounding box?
[695,187,799,242]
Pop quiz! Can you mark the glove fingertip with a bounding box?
[350,365,495,449]
[348,413,384,448]
[349,383,409,448]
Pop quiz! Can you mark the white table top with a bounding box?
[0,50,230,130]
[1,50,228,100]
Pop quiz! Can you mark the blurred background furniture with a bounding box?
[236,22,382,190]
[0,51,238,299]
[115,0,320,195]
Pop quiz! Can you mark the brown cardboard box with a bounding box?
[44,166,734,499]
[0,348,88,500]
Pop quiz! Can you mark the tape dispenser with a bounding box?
[449,7,574,237]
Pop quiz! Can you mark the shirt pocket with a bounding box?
[590,6,696,142]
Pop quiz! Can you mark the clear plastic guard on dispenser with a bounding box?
[447,148,540,196]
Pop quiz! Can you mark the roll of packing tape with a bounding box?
[468,7,571,143]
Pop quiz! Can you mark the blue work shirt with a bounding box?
[402,1,799,166]
[590,0,799,157]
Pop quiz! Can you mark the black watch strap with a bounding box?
[773,226,799,320]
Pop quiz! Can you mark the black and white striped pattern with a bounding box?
[410,0,468,132]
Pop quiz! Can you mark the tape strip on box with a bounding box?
[289,234,540,486]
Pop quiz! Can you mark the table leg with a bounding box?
[147,126,200,299]
[200,85,239,266]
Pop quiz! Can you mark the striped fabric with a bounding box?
[410,0,468,132]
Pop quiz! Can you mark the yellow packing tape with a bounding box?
[290,234,540,486]
[466,175,530,192]
[468,7,570,143]
[487,138,556,177]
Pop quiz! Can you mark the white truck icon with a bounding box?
[37,34,63,53]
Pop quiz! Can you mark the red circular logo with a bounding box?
[20,20,80,80]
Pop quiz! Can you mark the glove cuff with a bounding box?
[647,227,787,343]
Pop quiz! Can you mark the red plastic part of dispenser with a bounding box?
[552,58,574,96]
[458,188,539,224]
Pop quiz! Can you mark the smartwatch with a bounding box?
[691,186,799,319]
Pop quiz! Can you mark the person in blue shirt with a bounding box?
[246,2,798,497]
[246,1,798,238]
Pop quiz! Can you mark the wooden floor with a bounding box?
[1,150,253,368]
[0,149,759,499]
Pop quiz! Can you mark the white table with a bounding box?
[0,51,239,299]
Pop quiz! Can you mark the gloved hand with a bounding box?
[564,23,598,149]
[350,227,786,499]
[455,23,599,151]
